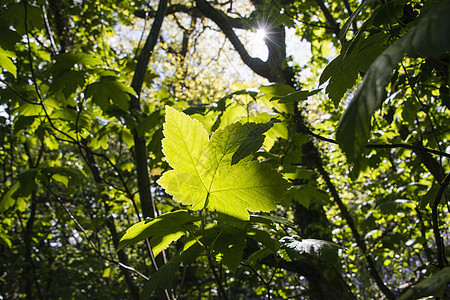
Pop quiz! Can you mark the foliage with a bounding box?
[0,0,449,299]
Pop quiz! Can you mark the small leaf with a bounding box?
[0,169,38,212]
[285,185,329,209]
[0,182,21,212]
[42,167,85,187]
[117,210,200,256]
[247,228,281,253]
[259,83,296,101]
[50,53,102,76]
[320,36,386,107]
[0,47,16,77]
[229,120,279,165]
[0,232,12,248]
[13,116,36,132]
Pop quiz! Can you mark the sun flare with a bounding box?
[249,27,268,61]
[255,28,267,41]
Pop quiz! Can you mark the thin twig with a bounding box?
[40,5,58,53]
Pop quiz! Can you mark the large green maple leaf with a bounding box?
[157,106,289,220]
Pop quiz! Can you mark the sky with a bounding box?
[108,9,313,91]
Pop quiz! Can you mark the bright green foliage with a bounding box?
[0,167,84,212]
[157,106,289,220]
[117,210,200,256]
[1,0,449,299]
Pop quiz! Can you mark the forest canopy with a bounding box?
[0,0,449,299]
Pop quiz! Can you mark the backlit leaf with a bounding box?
[117,210,200,256]
[157,107,289,220]
[50,53,102,77]
[0,47,16,78]
[0,170,38,212]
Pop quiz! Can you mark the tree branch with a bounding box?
[129,0,166,219]
[134,3,244,29]
[129,2,173,298]
[195,0,292,82]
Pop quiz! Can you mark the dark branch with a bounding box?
[135,3,245,29]
[195,0,285,82]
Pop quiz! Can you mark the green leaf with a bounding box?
[0,182,21,212]
[86,77,134,111]
[398,267,450,300]
[117,210,200,256]
[50,53,102,76]
[339,0,377,42]
[259,83,295,100]
[279,236,340,264]
[230,119,279,165]
[49,70,86,98]
[249,214,296,228]
[141,242,203,298]
[336,0,450,175]
[213,227,246,271]
[0,47,16,78]
[0,169,38,212]
[320,35,386,107]
[270,89,321,103]
[0,232,12,248]
[13,116,36,132]
[157,107,289,220]
[42,167,85,187]
[247,228,280,253]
